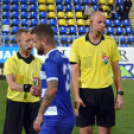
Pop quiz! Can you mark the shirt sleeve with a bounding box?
[111,39,121,62]
[44,58,58,81]
[69,40,80,63]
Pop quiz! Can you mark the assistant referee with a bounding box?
[3,29,42,134]
[69,11,124,134]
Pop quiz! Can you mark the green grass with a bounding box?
[0,80,134,134]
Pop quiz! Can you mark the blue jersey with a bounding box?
[40,49,74,126]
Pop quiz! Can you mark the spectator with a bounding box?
[111,0,117,20]
[97,5,103,12]
[84,3,95,16]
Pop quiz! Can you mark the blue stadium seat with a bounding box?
[79,26,86,34]
[30,4,37,11]
[114,19,121,26]
[123,19,130,26]
[11,34,16,42]
[75,5,82,11]
[39,12,47,18]
[118,5,123,12]
[40,19,47,24]
[88,27,90,32]
[126,27,133,34]
[21,19,28,26]
[3,4,10,11]
[31,19,38,26]
[31,12,37,18]
[127,35,134,44]
[57,5,64,11]
[121,44,127,47]
[82,0,89,5]
[12,11,19,18]
[65,0,71,5]
[22,26,29,30]
[109,35,118,42]
[2,33,10,42]
[117,0,123,5]
[93,5,99,11]
[61,34,69,43]
[21,5,28,11]
[66,5,73,11]
[21,12,28,18]
[12,44,18,46]
[107,27,114,34]
[52,26,58,33]
[12,19,19,25]
[91,0,97,5]
[106,19,112,26]
[119,35,126,43]
[30,0,37,4]
[70,34,77,42]
[56,0,63,5]
[12,0,19,3]
[56,44,60,47]
[60,26,67,33]
[74,0,81,5]
[2,19,10,24]
[62,44,69,47]
[3,0,10,3]
[5,44,10,47]
[12,26,19,33]
[55,34,59,42]
[21,0,27,4]
[83,5,88,11]
[69,26,77,34]
[116,27,124,35]
[50,19,57,25]
[115,12,119,19]
[3,12,10,18]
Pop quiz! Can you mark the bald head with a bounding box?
[90,11,106,21]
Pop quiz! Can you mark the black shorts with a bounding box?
[3,99,40,134]
[76,86,115,127]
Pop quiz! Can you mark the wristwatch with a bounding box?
[117,91,124,95]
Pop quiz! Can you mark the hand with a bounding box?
[30,85,41,96]
[33,115,44,132]
[114,94,124,110]
[75,97,86,116]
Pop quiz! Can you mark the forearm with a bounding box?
[8,81,24,91]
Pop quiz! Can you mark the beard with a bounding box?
[37,44,44,55]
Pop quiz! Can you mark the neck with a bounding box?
[19,49,30,58]
[89,30,101,40]
[44,44,56,55]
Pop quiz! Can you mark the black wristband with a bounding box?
[23,84,32,92]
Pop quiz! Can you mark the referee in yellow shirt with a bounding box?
[69,11,124,134]
[3,29,42,134]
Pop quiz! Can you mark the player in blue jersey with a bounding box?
[31,24,75,134]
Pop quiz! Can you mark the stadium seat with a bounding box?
[38,0,45,4]
[50,19,57,25]
[119,35,126,43]
[12,0,19,4]
[70,34,77,42]
[12,44,18,47]
[68,19,75,26]
[76,12,83,19]
[47,0,54,4]
[102,5,108,11]
[79,26,86,34]
[12,11,19,18]
[75,5,82,11]
[55,34,59,43]
[40,19,47,24]
[123,19,131,26]
[64,0,71,5]
[53,26,58,33]
[56,0,63,5]
[99,0,106,5]
[82,0,89,5]
[106,19,112,26]
[30,0,37,4]
[117,0,123,5]
[86,19,90,26]
[93,5,99,11]
[88,27,91,32]
[83,5,88,11]
[61,34,69,43]
[91,0,98,5]
[3,4,10,11]
[2,33,10,42]
[77,19,84,26]
[74,0,81,5]
[67,12,74,19]
[3,0,10,3]
[48,5,55,11]
[126,27,133,34]
[103,12,111,19]
[56,44,60,47]
[66,5,73,11]
[21,12,28,18]
[114,19,121,26]
[118,5,123,12]
[57,12,65,18]
[31,19,38,26]
[21,0,27,4]
[48,12,56,18]
[21,4,28,11]
[21,19,28,26]
[109,34,118,42]
[4,44,10,47]
[62,44,69,47]
[107,27,114,34]
[60,26,67,33]
[22,26,29,30]
[121,44,127,47]
[2,19,10,24]
[3,12,10,18]
[39,5,46,11]
[127,35,134,44]
[108,0,113,5]
[31,12,37,18]
[69,26,77,34]
[58,19,66,25]
[39,12,47,18]
[57,5,64,11]
[116,27,124,35]
[31,4,38,11]
[12,26,19,33]
[12,19,19,25]
[115,12,119,19]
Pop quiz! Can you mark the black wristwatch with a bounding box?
[117,91,124,95]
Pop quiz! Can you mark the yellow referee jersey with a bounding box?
[4,53,43,102]
[69,34,121,89]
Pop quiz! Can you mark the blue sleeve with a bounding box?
[44,58,58,81]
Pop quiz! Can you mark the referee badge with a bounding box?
[33,77,38,85]
[102,52,109,64]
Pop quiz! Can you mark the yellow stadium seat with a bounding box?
[68,19,75,26]
[38,0,45,4]
[67,12,74,19]
[102,5,109,11]
[48,12,56,18]
[77,19,84,26]
[86,19,90,26]
[108,0,113,5]
[99,0,106,5]
[103,12,111,18]
[58,19,66,26]
[57,12,65,18]
[48,5,55,11]
[47,0,54,4]
[76,12,83,19]
[39,5,46,11]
